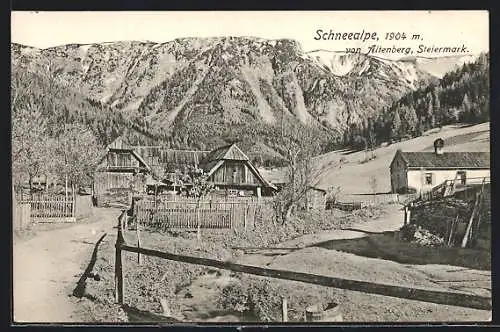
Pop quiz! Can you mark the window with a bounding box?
[107,152,116,166]
[425,173,433,185]
[457,171,467,185]
[232,167,237,183]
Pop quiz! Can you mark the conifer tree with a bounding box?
[390,110,402,140]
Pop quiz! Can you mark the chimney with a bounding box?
[434,138,444,155]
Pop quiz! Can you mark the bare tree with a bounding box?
[182,167,215,242]
[11,69,53,193]
[11,61,104,198]
[53,123,104,190]
[274,121,322,225]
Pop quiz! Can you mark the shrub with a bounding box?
[216,275,339,322]
[400,223,417,241]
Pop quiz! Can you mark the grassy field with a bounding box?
[312,122,489,194]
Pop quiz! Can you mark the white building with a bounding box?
[390,138,490,194]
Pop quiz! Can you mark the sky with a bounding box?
[11,11,489,59]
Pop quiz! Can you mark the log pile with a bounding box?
[408,185,490,249]
[410,198,472,239]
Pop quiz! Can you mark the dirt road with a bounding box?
[282,204,405,248]
[231,204,491,322]
[12,208,121,323]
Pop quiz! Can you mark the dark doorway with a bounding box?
[457,171,467,185]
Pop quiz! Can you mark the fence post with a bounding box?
[405,206,411,225]
[461,192,480,248]
[403,206,408,226]
[282,297,288,322]
[244,203,248,230]
[136,217,142,265]
[72,191,76,218]
[115,211,126,304]
[230,203,234,230]
[448,214,459,246]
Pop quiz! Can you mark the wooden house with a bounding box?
[93,147,150,206]
[199,144,277,197]
[93,141,278,200]
[390,138,490,194]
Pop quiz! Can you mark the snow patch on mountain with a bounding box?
[78,44,92,57]
[414,55,479,78]
[306,50,363,76]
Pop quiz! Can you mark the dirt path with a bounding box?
[234,204,404,268]
[284,204,405,248]
[13,208,121,323]
[230,204,491,321]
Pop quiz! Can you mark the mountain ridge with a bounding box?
[11,36,481,165]
[13,41,482,61]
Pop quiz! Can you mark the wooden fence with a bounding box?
[134,196,274,230]
[411,176,491,205]
[13,203,31,230]
[329,193,400,210]
[326,201,362,212]
[340,194,400,207]
[19,194,76,222]
[113,211,491,314]
[333,177,491,209]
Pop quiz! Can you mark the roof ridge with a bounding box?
[226,144,249,161]
[130,146,211,153]
[398,150,490,169]
[234,144,250,159]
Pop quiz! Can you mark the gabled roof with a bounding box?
[245,161,278,190]
[131,146,210,172]
[200,160,222,174]
[394,151,490,169]
[99,148,151,171]
[107,136,124,150]
[203,144,249,163]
